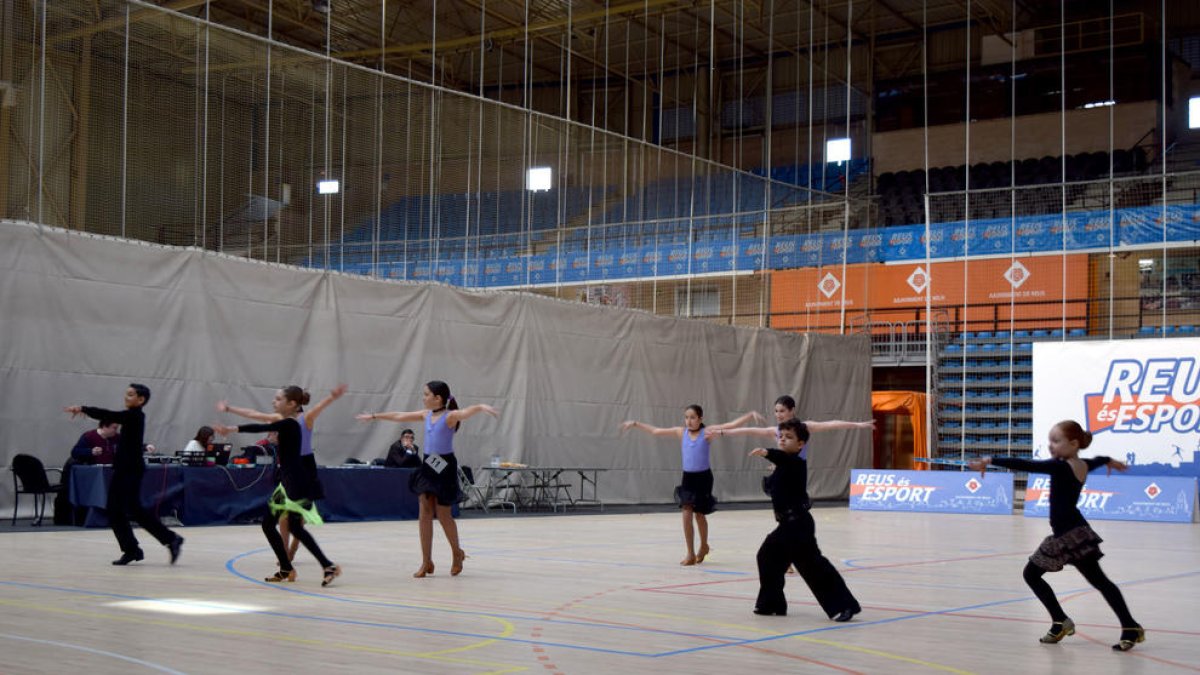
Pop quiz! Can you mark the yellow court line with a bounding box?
[797,637,977,675]
[0,598,527,673]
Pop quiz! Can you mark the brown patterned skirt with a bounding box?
[1029,525,1104,572]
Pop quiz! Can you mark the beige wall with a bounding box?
[871,101,1158,174]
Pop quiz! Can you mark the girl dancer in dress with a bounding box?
[358,380,499,577]
[969,420,1143,651]
[218,384,346,561]
[620,406,764,565]
[214,386,341,586]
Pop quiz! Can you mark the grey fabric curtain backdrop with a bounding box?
[0,221,872,515]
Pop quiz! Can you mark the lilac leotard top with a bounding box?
[424,410,456,456]
[681,429,711,472]
[298,412,314,457]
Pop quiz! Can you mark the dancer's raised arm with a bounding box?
[357,409,425,423]
[803,419,874,432]
[620,420,683,438]
[303,384,347,428]
[216,399,280,423]
[446,404,500,426]
[706,410,768,431]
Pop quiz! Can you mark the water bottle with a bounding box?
[490,452,500,468]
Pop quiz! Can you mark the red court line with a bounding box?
[525,587,864,673]
[1073,630,1200,672]
[634,589,1200,639]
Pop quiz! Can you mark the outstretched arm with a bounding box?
[216,400,280,423]
[803,419,875,433]
[214,420,288,436]
[704,425,778,441]
[707,411,768,431]
[446,404,500,426]
[305,384,348,428]
[1087,456,1127,475]
[357,409,426,424]
[620,421,682,438]
[66,406,133,424]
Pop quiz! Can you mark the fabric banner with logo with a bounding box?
[1023,474,1197,523]
[849,469,1014,514]
[1032,339,1200,477]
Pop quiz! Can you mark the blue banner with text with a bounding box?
[1023,474,1197,523]
[849,469,1014,515]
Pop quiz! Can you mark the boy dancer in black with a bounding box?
[749,418,860,620]
[66,384,184,565]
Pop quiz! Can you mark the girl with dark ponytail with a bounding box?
[359,380,499,577]
[620,405,765,566]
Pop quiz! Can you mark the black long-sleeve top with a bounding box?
[238,418,320,501]
[81,406,144,472]
[764,448,810,515]
[992,456,1111,535]
[385,442,421,468]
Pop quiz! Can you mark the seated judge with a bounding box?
[384,429,421,468]
[238,431,278,461]
[71,419,120,465]
[56,418,120,524]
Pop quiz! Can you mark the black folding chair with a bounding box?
[11,454,64,526]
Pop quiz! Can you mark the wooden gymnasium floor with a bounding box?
[1,507,1197,674]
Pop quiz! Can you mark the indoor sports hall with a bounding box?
[2,1,1198,673]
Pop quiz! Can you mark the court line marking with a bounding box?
[649,568,1200,657]
[9,548,1193,668]
[1,578,660,658]
[1072,629,1200,672]
[0,632,187,674]
[223,548,750,643]
[0,599,528,672]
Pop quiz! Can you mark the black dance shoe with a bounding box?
[112,550,145,565]
[168,537,184,565]
[753,606,786,616]
[832,607,860,622]
[1039,618,1075,644]
[1112,625,1145,651]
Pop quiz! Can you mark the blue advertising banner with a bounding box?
[1023,474,1197,523]
[849,469,1014,515]
[344,204,1200,287]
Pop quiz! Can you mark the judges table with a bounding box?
[476,466,606,512]
[69,465,423,527]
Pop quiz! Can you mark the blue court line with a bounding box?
[651,567,1200,657]
[225,549,748,643]
[842,556,1031,594]
[0,578,659,658]
[0,632,186,674]
[843,576,1031,595]
[478,551,749,575]
[11,558,1193,661]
